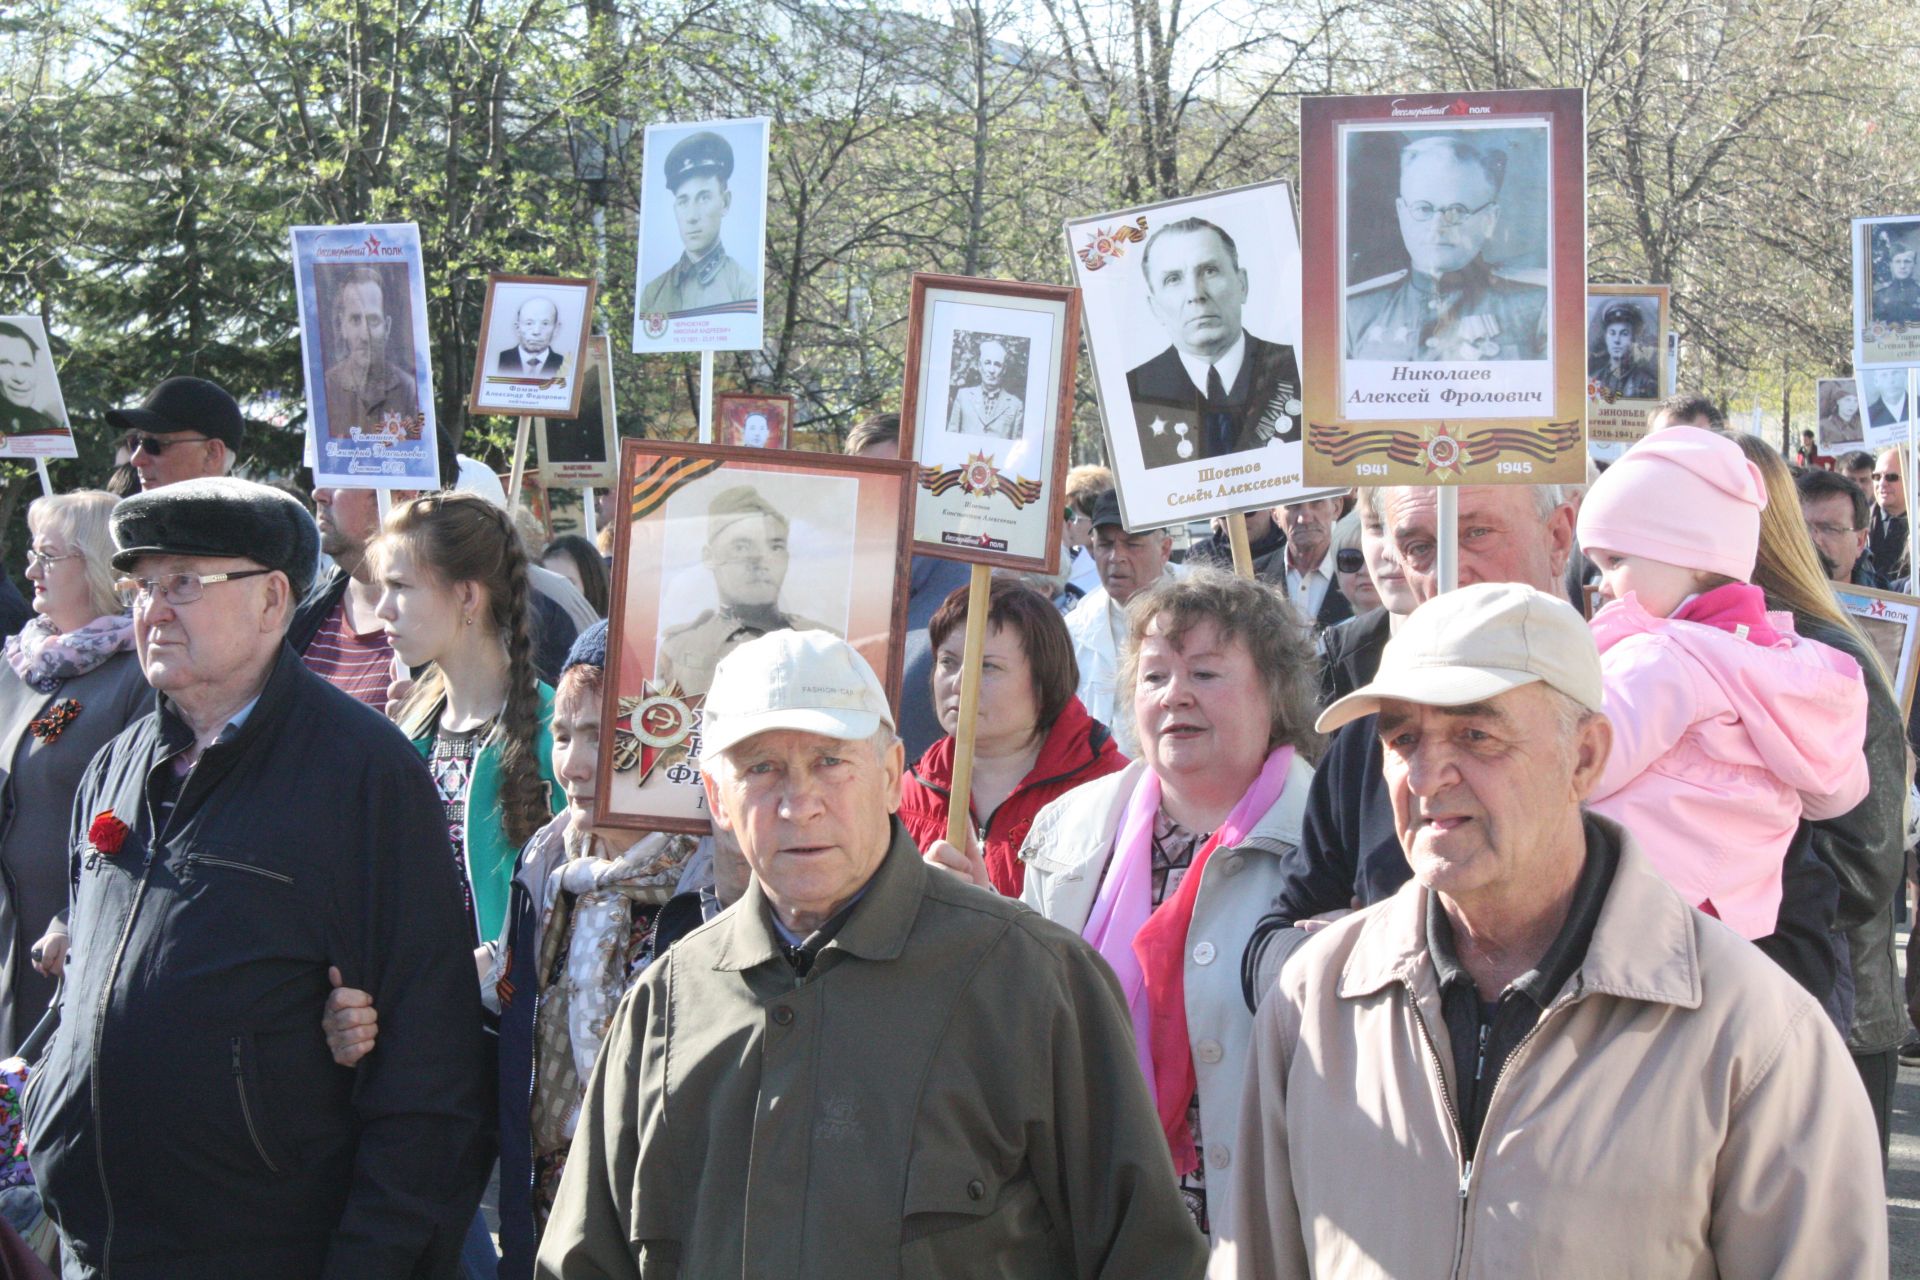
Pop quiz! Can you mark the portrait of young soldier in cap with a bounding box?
[1587,299,1658,400]
[655,484,837,696]
[0,321,62,438]
[637,130,758,318]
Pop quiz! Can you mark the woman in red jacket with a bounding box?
[899,577,1127,895]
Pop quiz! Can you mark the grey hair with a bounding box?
[1358,483,1565,523]
[1545,686,1601,747]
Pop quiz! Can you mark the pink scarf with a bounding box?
[1080,746,1295,1169]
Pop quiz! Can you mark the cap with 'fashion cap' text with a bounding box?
[1316,581,1603,734]
[698,629,895,761]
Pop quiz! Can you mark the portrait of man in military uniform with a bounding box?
[0,321,64,437]
[1345,132,1549,362]
[1873,247,1920,329]
[1124,217,1301,470]
[319,264,421,440]
[638,130,758,319]
[945,333,1026,439]
[656,485,838,696]
[1587,299,1659,400]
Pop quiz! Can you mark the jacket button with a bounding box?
[967,1179,985,1201]
[1208,1145,1231,1169]
[772,1005,795,1026]
[1196,1039,1223,1064]
[1191,941,1216,966]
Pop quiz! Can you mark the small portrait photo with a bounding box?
[1836,585,1920,717]
[1854,216,1920,372]
[312,261,424,441]
[600,440,913,832]
[1868,221,1920,331]
[899,275,1080,570]
[1342,124,1552,363]
[1817,377,1864,450]
[944,331,1030,439]
[632,116,770,355]
[716,392,794,450]
[1863,367,1912,431]
[469,275,597,418]
[1585,295,1660,402]
[0,314,76,458]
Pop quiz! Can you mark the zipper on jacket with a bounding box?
[1406,991,1471,1280]
[230,1037,282,1174]
[187,853,293,885]
[90,842,161,1279]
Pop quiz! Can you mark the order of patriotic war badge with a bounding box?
[613,681,704,787]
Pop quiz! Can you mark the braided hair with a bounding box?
[383,492,550,847]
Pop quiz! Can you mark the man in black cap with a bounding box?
[25,476,490,1278]
[636,129,757,318]
[107,375,246,491]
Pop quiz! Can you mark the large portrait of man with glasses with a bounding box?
[1343,130,1550,362]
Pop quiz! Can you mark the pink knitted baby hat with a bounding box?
[1576,425,1767,582]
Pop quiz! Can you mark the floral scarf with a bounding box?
[4,614,134,694]
[529,828,696,1162]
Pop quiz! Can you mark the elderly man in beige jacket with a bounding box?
[1216,582,1886,1279]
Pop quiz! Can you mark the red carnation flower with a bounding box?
[88,811,128,857]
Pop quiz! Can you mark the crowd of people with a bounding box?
[0,377,1906,1278]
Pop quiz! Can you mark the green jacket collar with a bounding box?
[714,819,923,973]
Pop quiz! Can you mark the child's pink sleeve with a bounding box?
[1591,635,1702,801]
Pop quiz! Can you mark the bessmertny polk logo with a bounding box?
[613,679,704,783]
[643,312,668,339]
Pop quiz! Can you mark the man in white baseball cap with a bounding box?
[1218,582,1885,1279]
[540,629,1206,1279]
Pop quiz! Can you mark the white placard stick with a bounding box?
[698,350,715,444]
[33,459,51,497]
[581,490,598,540]
[1437,485,1459,594]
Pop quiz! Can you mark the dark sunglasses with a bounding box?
[129,433,213,457]
[1336,547,1364,574]
[1872,471,1902,483]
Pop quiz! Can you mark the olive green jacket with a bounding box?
[536,821,1207,1280]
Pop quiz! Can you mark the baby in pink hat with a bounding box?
[1576,426,1869,939]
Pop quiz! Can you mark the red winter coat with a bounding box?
[898,695,1127,897]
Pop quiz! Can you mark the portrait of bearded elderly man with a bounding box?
[1346,133,1549,362]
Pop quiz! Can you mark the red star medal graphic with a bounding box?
[1418,424,1465,480]
[613,680,704,784]
[961,452,999,497]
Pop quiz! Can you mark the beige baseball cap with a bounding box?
[1316,582,1604,734]
[699,629,895,760]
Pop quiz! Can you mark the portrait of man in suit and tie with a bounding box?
[495,295,567,376]
[1124,217,1301,471]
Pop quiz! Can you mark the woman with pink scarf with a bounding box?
[1016,567,1320,1249]
[0,492,148,1053]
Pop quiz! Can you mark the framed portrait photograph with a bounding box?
[897,274,1080,569]
[1835,584,1920,718]
[631,116,769,355]
[0,314,76,459]
[1853,216,1920,372]
[1855,366,1916,453]
[1300,89,1588,488]
[290,222,440,490]
[467,274,597,418]
[537,336,619,489]
[1065,181,1338,532]
[715,392,794,449]
[1816,376,1865,454]
[1585,284,1669,455]
[596,440,914,832]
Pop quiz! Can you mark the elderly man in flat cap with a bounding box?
[656,484,835,696]
[1215,582,1886,1280]
[25,477,490,1279]
[636,129,757,319]
[537,629,1206,1279]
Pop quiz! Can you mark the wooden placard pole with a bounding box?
[33,459,52,497]
[697,350,715,444]
[943,562,994,851]
[1436,484,1460,594]
[507,415,533,512]
[1225,511,1255,578]
[1908,370,1918,588]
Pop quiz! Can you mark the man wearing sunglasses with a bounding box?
[26,476,490,1277]
[1346,134,1548,362]
[106,375,245,492]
